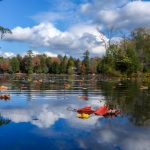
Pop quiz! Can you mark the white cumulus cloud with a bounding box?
[4,23,107,57]
[3,0,150,57]
[81,0,150,29]
[0,50,15,58]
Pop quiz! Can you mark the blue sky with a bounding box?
[0,0,150,57]
[0,0,50,28]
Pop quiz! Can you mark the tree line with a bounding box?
[0,28,149,76]
[99,28,150,76]
[0,50,97,75]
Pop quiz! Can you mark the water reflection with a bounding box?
[0,116,11,126]
[0,94,105,128]
[77,120,150,150]
[0,79,149,150]
[99,81,150,126]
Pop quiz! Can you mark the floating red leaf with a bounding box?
[77,106,95,115]
[94,105,109,116]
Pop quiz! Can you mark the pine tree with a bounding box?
[10,57,20,73]
[67,57,74,75]
[83,50,90,74]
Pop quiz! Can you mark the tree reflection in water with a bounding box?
[99,80,150,126]
[0,115,11,126]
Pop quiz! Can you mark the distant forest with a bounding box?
[0,28,150,76]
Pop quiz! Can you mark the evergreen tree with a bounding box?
[60,55,68,74]
[10,57,20,73]
[27,57,33,74]
[83,50,90,74]
[40,55,48,73]
[75,59,82,75]
[67,57,74,75]
[46,57,52,73]
[25,50,33,74]
[52,62,60,74]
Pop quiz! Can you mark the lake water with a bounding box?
[0,76,150,150]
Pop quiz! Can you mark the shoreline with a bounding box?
[0,73,150,83]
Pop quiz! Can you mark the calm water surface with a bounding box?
[0,76,150,150]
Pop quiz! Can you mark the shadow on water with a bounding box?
[0,75,150,150]
[99,80,150,126]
